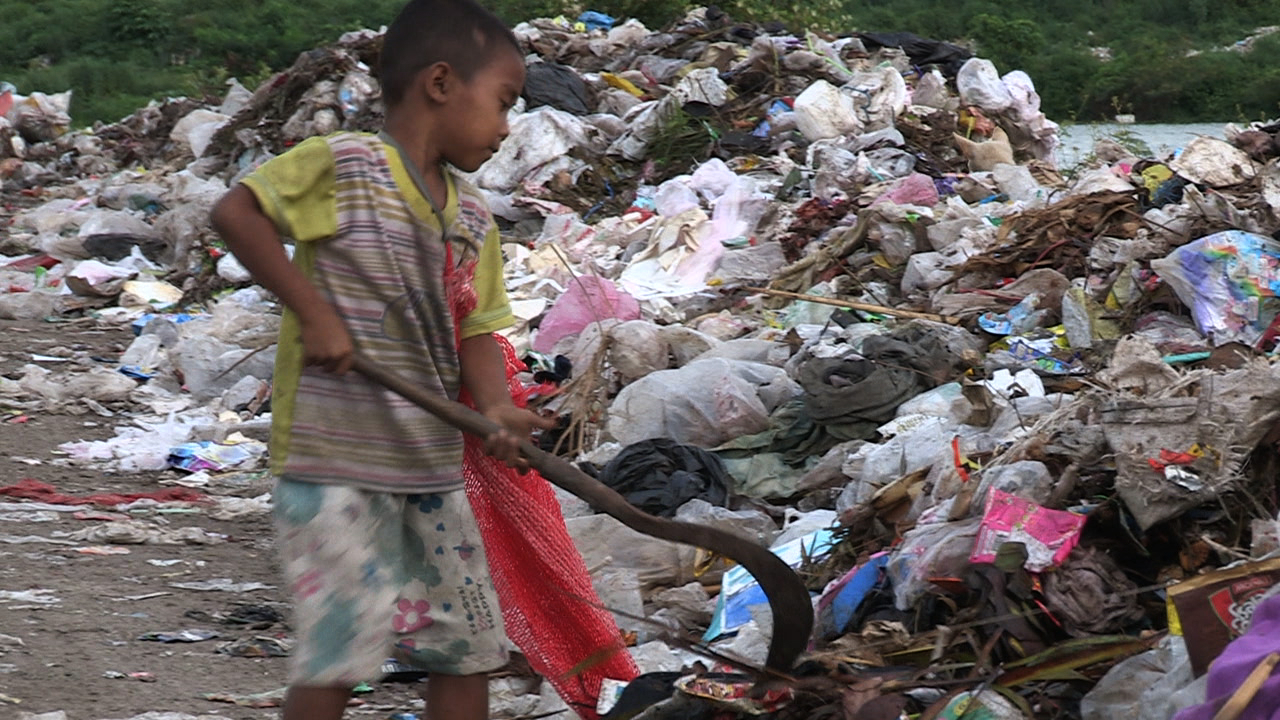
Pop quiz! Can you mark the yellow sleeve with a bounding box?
[239,137,337,242]
[459,225,515,339]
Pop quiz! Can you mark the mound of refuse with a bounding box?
[4,7,1280,719]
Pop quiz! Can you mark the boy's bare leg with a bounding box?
[283,686,351,720]
[423,673,489,720]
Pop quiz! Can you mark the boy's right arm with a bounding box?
[209,185,354,374]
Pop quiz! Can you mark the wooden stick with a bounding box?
[745,287,962,326]
[1213,652,1280,720]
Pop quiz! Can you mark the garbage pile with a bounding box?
[4,6,1280,720]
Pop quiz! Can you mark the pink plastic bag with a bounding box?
[970,489,1087,572]
[532,275,640,352]
[871,173,940,208]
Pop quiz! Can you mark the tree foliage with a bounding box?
[0,0,1276,125]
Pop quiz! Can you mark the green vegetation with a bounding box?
[1,0,1277,126]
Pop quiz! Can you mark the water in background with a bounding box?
[1054,122,1229,169]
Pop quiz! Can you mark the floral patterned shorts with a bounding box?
[274,477,509,686]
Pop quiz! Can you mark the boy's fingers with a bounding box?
[333,353,353,375]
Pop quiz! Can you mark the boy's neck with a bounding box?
[382,116,449,208]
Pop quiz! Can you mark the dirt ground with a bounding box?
[0,319,431,720]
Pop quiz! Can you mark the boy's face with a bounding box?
[439,48,525,173]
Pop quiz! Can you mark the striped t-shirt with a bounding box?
[241,132,514,492]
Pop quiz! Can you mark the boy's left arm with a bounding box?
[459,334,554,471]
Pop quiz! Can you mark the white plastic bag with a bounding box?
[654,176,700,217]
[607,358,800,447]
[956,58,1014,112]
[566,514,699,588]
[170,109,231,159]
[793,80,861,141]
[607,320,671,383]
[476,107,600,192]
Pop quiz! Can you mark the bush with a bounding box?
[0,0,1276,125]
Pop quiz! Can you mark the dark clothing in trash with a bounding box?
[84,233,169,262]
[856,32,973,76]
[597,438,732,517]
[714,398,844,465]
[522,62,591,116]
[795,335,945,442]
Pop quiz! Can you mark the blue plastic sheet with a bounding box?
[577,11,616,31]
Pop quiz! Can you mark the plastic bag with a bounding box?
[565,514,699,588]
[606,320,671,383]
[973,460,1055,507]
[654,177,700,217]
[18,364,137,406]
[477,107,600,192]
[847,66,909,132]
[896,382,973,424]
[608,69,730,160]
[793,80,860,142]
[970,489,1086,572]
[578,10,616,30]
[662,324,722,365]
[912,69,954,110]
[689,159,738,204]
[674,499,779,547]
[1085,636,1197,720]
[337,70,379,119]
[64,259,137,297]
[842,416,954,508]
[607,358,800,448]
[956,58,1013,112]
[618,209,722,300]
[219,78,253,116]
[711,242,788,287]
[170,109,231,159]
[16,198,90,235]
[1151,230,1280,347]
[704,527,838,641]
[902,251,956,294]
[993,163,1045,207]
[78,209,158,242]
[1001,70,1061,163]
[170,335,276,402]
[887,517,982,610]
[705,177,770,247]
[871,173,940,208]
[10,91,72,141]
[523,62,590,116]
[809,142,860,202]
[0,290,58,320]
[532,275,640,353]
[216,253,252,283]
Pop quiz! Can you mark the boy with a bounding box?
[209,2,550,719]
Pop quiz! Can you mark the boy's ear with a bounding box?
[416,61,454,104]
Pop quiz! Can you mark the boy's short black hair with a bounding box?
[380,0,520,107]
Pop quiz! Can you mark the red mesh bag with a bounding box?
[444,244,636,716]
[461,336,639,718]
